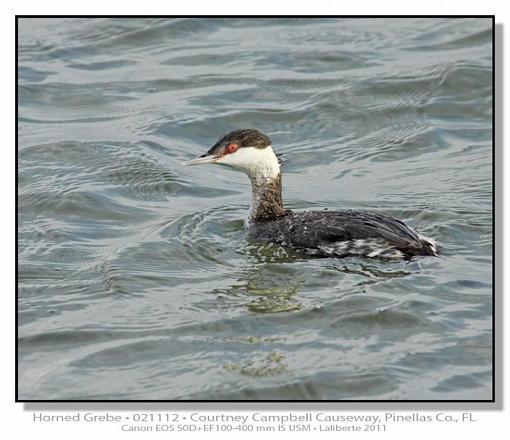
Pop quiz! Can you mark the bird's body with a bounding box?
[250,209,437,259]
[184,128,438,259]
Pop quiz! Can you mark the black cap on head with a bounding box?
[203,128,271,157]
[218,129,271,149]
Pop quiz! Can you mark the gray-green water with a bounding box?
[18,17,493,400]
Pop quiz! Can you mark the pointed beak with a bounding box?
[182,154,220,166]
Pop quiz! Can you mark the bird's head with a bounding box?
[184,129,280,181]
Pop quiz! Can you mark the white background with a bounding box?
[1,1,506,438]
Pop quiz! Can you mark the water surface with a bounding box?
[18,17,493,400]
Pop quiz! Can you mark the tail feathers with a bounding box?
[418,234,439,256]
[317,236,439,259]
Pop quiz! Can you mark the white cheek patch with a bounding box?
[218,146,280,180]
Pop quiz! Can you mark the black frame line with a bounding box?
[15,14,497,404]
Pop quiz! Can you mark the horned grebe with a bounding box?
[184,129,438,259]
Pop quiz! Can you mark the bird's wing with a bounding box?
[287,211,424,253]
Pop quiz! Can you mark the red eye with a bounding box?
[225,143,239,154]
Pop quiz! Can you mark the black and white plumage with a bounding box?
[184,129,438,259]
[250,210,437,259]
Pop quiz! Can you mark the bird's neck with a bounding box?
[248,171,285,222]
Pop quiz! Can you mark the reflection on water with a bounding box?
[216,267,305,314]
[18,17,492,400]
[224,351,288,377]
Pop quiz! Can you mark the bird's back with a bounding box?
[249,210,437,258]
